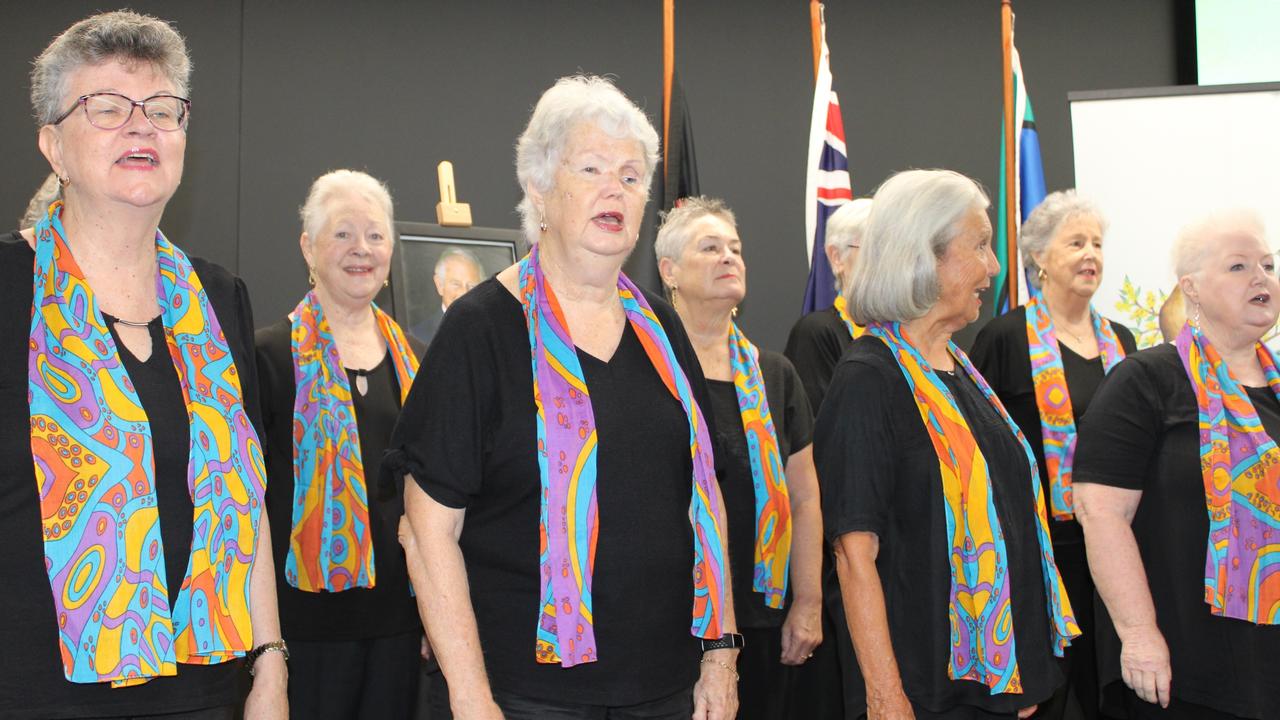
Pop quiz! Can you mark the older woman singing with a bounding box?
[0,11,284,719]
[1073,211,1280,720]
[657,197,823,719]
[255,170,423,718]
[816,169,1077,720]
[390,75,739,720]
[970,191,1137,719]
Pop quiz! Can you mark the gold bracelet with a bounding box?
[699,657,739,681]
[246,639,289,677]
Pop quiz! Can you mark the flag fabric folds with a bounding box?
[801,15,853,315]
[662,70,700,211]
[995,37,1047,315]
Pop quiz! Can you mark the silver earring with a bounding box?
[538,211,548,233]
[1192,303,1201,329]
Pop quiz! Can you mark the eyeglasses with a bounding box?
[52,92,190,132]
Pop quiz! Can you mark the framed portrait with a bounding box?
[389,221,522,346]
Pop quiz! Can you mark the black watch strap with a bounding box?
[700,632,745,652]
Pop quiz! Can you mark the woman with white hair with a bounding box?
[1072,210,1280,720]
[970,190,1137,719]
[0,10,284,718]
[390,75,739,719]
[656,196,823,719]
[815,169,1077,719]
[254,169,424,718]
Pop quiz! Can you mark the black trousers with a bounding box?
[1121,687,1253,720]
[737,626,800,720]
[86,708,234,720]
[286,631,421,720]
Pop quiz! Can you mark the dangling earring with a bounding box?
[1037,266,1047,284]
[538,210,548,233]
[308,268,317,286]
[731,306,739,318]
[383,278,390,288]
[1191,303,1201,330]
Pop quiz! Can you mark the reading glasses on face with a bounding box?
[52,92,190,132]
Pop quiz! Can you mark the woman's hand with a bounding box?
[420,634,433,661]
[692,650,739,720]
[1119,623,1171,708]
[866,685,914,720]
[243,652,288,720]
[1017,705,1039,719]
[451,694,506,720]
[779,598,822,666]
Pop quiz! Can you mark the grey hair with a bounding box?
[20,173,62,228]
[1020,189,1107,289]
[826,198,873,253]
[1173,208,1267,279]
[299,169,395,243]
[514,74,660,245]
[434,248,483,279]
[31,10,191,126]
[653,196,737,264]
[848,169,990,324]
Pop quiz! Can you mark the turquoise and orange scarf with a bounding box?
[519,245,727,667]
[728,322,792,608]
[1176,323,1280,624]
[1025,292,1125,519]
[868,321,1078,694]
[28,201,266,686]
[833,294,865,340]
[287,290,419,592]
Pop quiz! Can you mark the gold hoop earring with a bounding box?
[731,306,739,318]
[308,268,317,286]
[1037,267,1047,283]
[58,174,70,188]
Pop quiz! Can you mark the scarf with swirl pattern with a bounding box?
[519,246,727,667]
[1025,292,1125,519]
[832,294,865,340]
[1175,323,1280,624]
[728,322,792,608]
[867,321,1078,694]
[28,201,266,686]
[287,290,419,592]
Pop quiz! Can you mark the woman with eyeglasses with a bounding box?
[0,11,285,719]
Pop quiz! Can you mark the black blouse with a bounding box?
[385,277,722,707]
[784,305,853,413]
[1073,344,1280,718]
[255,318,422,641]
[815,336,1062,715]
[969,305,1138,545]
[0,232,257,718]
[707,350,814,630]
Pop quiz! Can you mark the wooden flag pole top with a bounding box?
[810,1,822,82]
[1001,0,1017,306]
[435,160,472,227]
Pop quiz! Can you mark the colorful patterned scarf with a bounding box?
[287,290,419,592]
[28,201,266,687]
[519,245,727,667]
[1025,292,1125,520]
[868,322,1078,694]
[1175,323,1280,624]
[728,322,792,608]
[833,294,865,340]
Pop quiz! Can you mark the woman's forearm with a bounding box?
[246,512,287,697]
[786,447,823,607]
[1075,487,1158,638]
[834,533,906,703]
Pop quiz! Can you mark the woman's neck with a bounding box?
[675,294,734,379]
[314,284,377,333]
[900,313,955,370]
[1041,282,1091,328]
[538,237,624,308]
[59,197,162,276]
[1201,322,1266,385]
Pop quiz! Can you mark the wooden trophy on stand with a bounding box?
[435,160,472,227]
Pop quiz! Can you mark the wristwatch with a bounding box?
[700,632,745,652]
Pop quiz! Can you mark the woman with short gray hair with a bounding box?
[391,75,739,720]
[969,189,1136,719]
[1,10,285,719]
[815,169,1077,719]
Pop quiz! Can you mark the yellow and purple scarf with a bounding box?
[287,290,419,592]
[1025,292,1125,519]
[1176,323,1280,624]
[28,201,266,686]
[728,323,792,608]
[833,294,865,340]
[519,245,727,667]
[868,321,1078,694]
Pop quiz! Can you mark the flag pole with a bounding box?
[810,1,822,82]
[663,0,674,175]
[1000,0,1017,309]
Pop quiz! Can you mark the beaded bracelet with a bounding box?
[246,639,289,677]
[699,657,740,682]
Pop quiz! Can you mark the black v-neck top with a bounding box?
[386,276,721,706]
[0,232,261,718]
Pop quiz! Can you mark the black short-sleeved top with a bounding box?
[1073,343,1280,718]
[815,336,1063,714]
[255,318,422,641]
[385,276,722,707]
[707,350,814,630]
[0,232,260,718]
[969,306,1138,545]
[784,305,853,413]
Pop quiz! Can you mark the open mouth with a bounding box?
[1250,292,1271,306]
[116,147,158,167]
[343,265,375,277]
[1078,268,1098,278]
[593,212,624,232]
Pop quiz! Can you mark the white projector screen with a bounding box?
[1070,83,1280,348]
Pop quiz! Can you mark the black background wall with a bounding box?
[1,1,1181,350]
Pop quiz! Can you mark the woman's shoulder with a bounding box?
[1104,342,1186,396]
[1102,316,1139,350]
[974,304,1029,340]
[832,335,902,384]
[253,316,293,356]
